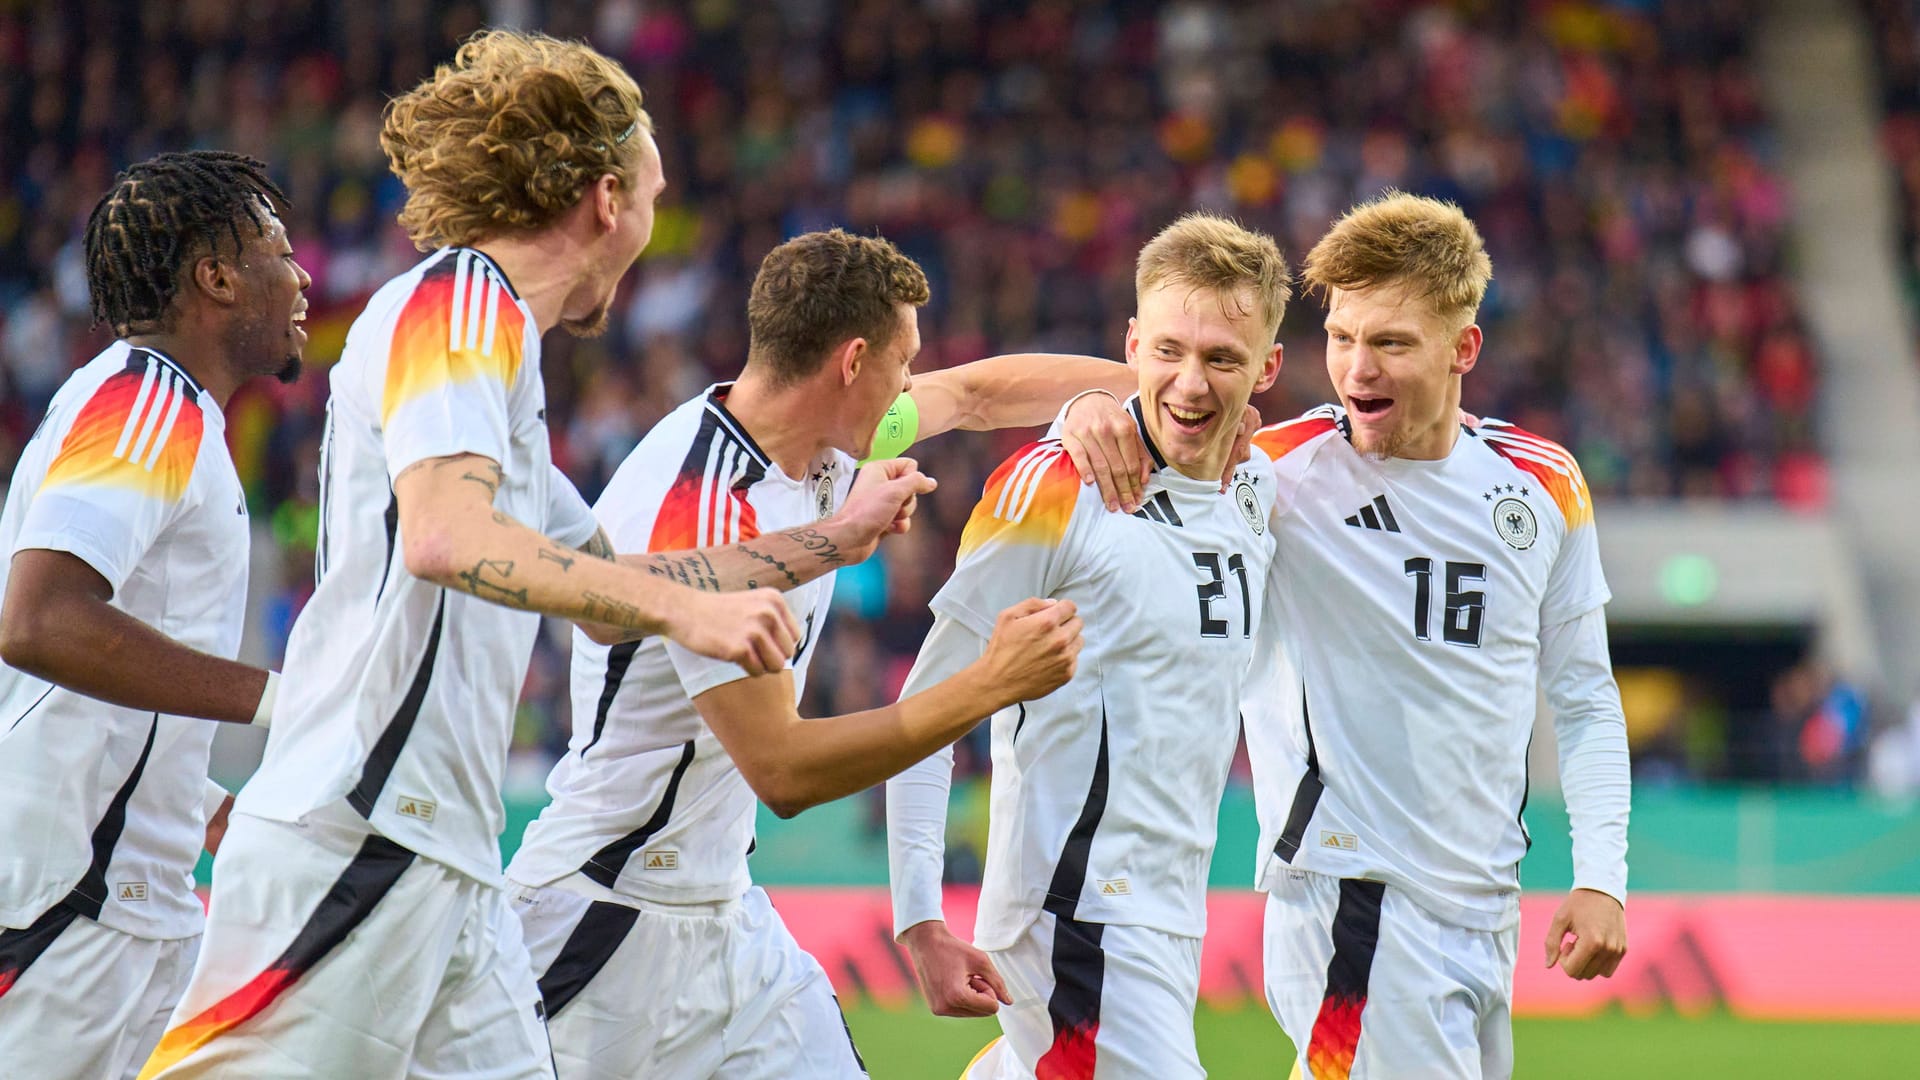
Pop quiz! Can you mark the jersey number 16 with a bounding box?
[1403,557,1486,647]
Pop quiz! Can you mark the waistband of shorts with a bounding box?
[508,873,745,918]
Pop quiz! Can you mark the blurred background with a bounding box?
[3,0,1918,1074]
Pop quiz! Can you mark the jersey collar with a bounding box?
[127,344,207,398]
[703,382,774,471]
[1126,395,1171,473]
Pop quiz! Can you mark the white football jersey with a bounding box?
[0,343,247,939]
[892,398,1278,949]
[238,249,598,884]
[1244,406,1610,931]
[506,386,853,905]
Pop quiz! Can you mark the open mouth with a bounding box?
[1350,395,1393,418]
[1164,402,1216,434]
[291,307,308,339]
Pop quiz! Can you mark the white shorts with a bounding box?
[0,905,199,1079]
[512,876,866,1079]
[1263,871,1517,1080]
[966,910,1204,1080]
[138,808,554,1079]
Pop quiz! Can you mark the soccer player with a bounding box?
[139,33,925,1079]
[1064,193,1630,1079]
[507,227,1093,1079]
[0,152,308,1079]
[887,213,1290,1080]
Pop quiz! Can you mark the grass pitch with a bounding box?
[841,1003,1920,1078]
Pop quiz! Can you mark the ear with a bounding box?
[592,174,622,234]
[1123,317,1141,368]
[191,254,239,307]
[1452,324,1482,377]
[833,336,869,387]
[1253,342,1283,394]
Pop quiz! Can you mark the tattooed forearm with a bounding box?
[643,550,722,592]
[582,591,644,629]
[581,527,617,563]
[456,462,503,501]
[537,547,575,571]
[730,542,802,590]
[779,526,846,568]
[455,557,528,607]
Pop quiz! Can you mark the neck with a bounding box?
[125,329,235,407]
[471,232,586,336]
[1392,380,1465,461]
[723,368,837,478]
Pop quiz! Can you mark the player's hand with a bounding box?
[832,458,939,562]
[901,920,1011,1017]
[1061,391,1146,513]
[667,588,801,676]
[979,598,1082,706]
[1544,888,1627,980]
[203,793,234,857]
[1220,403,1263,492]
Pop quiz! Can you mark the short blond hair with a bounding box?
[1303,192,1492,329]
[1136,213,1292,342]
[382,29,653,250]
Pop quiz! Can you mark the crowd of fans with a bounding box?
[0,2,1836,829]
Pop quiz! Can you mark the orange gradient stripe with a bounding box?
[380,270,526,425]
[41,369,204,502]
[1252,415,1338,462]
[1484,427,1593,529]
[135,967,297,1078]
[957,444,1077,558]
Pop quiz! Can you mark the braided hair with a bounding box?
[82,151,291,336]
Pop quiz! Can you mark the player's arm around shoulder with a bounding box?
[390,452,802,675]
[1058,391,1263,512]
[893,353,1133,450]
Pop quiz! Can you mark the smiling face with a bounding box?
[1323,281,1480,460]
[227,207,312,384]
[560,130,666,339]
[1126,282,1282,479]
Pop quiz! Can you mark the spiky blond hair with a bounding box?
[1303,191,1493,329]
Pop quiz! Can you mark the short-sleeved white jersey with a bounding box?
[506,385,853,905]
[0,343,247,939]
[1244,406,1610,931]
[238,248,595,884]
[912,399,1278,949]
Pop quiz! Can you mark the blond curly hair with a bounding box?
[382,29,653,250]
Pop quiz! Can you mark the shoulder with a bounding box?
[1474,420,1593,528]
[43,348,207,495]
[959,439,1086,552]
[1251,404,1343,462]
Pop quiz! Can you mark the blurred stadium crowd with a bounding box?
[0,1,1882,822]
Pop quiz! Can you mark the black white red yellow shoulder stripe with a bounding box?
[381,250,528,425]
[1478,420,1594,529]
[1251,404,1341,462]
[40,351,204,504]
[957,440,1078,557]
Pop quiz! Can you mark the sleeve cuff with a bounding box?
[202,779,232,821]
